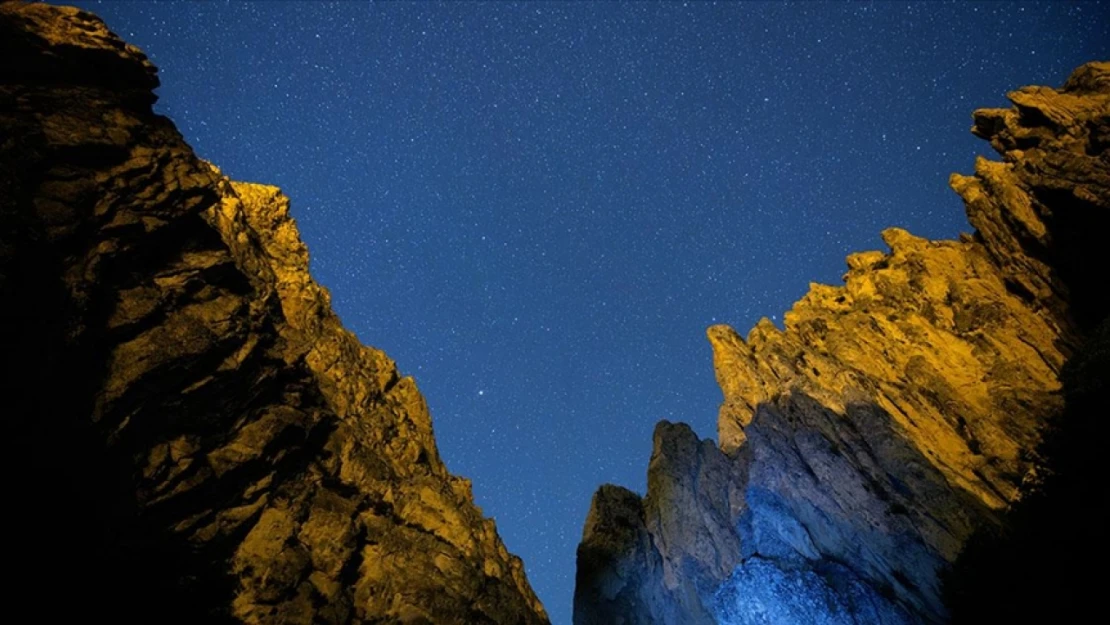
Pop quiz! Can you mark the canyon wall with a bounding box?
[575,62,1109,624]
[0,3,547,623]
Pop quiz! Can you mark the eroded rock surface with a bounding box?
[575,62,1109,624]
[1,4,546,623]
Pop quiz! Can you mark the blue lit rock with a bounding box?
[575,422,739,625]
[713,558,912,625]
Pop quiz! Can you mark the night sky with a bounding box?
[68,1,1106,622]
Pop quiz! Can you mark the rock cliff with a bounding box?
[575,62,1109,624]
[0,3,547,623]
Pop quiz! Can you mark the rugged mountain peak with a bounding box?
[1,3,546,622]
[577,61,1109,624]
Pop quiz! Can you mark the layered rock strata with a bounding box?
[575,62,1109,624]
[1,3,547,623]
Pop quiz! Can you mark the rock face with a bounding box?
[575,423,742,625]
[1,4,547,623]
[575,62,1109,624]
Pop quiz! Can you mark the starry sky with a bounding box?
[69,1,1107,622]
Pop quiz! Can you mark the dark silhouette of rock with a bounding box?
[0,3,547,623]
[942,318,1109,624]
[575,61,1109,624]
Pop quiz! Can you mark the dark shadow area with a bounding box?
[1034,186,1110,334]
[1,146,239,625]
[1,35,244,616]
[943,318,1108,624]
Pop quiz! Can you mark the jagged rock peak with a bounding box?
[574,422,740,625]
[1,2,547,623]
[577,61,1109,624]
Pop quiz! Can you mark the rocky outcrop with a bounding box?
[575,62,1109,624]
[575,423,742,625]
[0,3,546,623]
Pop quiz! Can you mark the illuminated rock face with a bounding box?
[1,4,546,623]
[714,558,912,625]
[576,62,1109,624]
[575,423,742,625]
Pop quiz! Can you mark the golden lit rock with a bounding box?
[0,3,547,622]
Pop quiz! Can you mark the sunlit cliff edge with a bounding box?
[1,3,547,623]
[575,63,1109,624]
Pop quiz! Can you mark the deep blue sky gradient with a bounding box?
[69,1,1107,622]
